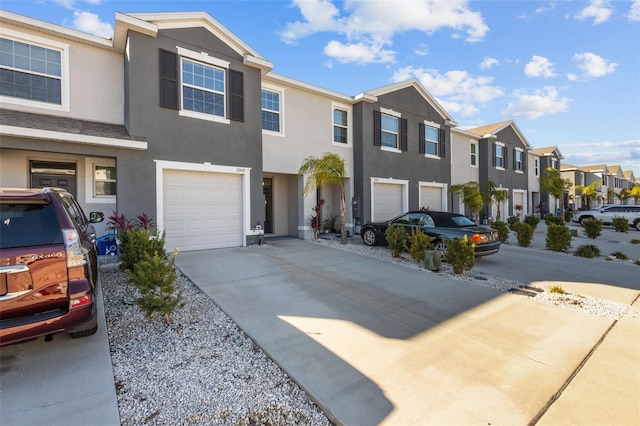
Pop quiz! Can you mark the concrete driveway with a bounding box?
[175,238,640,425]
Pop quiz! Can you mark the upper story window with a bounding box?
[535,159,540,176]
[470,142,477,166]
[551,158,558,169]
[333,108,348,144]
[381,114,399,149]
[419,120,445,158]
[424,125,439,156]
[0,32,69,111]
[181,58,225,117]
[495,144,505,168]
[514,149,523,171]
[261,88,281,133]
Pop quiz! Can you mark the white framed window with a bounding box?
[0,29,70,111]
[381,113,399,150]
[551,158,558,169]
[261,85,284,135]
[84,157,116,204]
[535,159,540,176]
[181,58,225,117]
[333,106,349,144]
[470,141,478,167]
[423,121,439,157]
[495,144,505,169]
[514,149,523,172]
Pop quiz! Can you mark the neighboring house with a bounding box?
[0,10,146,239]
[528,150,541,216]
[530,146,563,216]
[579,164,611,207]
[261,72,355,239]
[605,165,625,203]
[450,127,481,215]
[350,80,457,227]
[560,163,586,210]
[466,120,531,221]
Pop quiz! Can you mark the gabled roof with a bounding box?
[580,164,609,174]
[560,163,580,171]
[623,170,636,180]
[465,120,531,149]
[607,165,624,176]
[359,79,457,126]
[530,146,564,159]
[115,12,273,72]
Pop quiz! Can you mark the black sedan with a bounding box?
[360,211,501,257]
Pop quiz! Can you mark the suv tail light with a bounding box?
[62,228,86,268]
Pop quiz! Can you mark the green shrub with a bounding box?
[631,239,640,245]
[385,224,407,258]
[612,217,629,233]
[119,229,167,272]
[408,228,434,263]
[491,220,509,244]
[523,215,540,230]
[547,284,565,294]
[512,222,534,247]
[582,218,603,239]
[546,224,572,252]
[564,211,573,223]
[544,213,564,226]
[126,249,183,325]
[610,251,628,260]
[507,216,520,230]
[574,244,600,258]
[446,236,475,274]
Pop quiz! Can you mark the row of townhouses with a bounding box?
[0,10,637,252]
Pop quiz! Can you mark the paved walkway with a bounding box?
[175,238,640,425]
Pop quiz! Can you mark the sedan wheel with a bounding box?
[634,220,640,232]
[362,229,378,246]
[434,241,448,259]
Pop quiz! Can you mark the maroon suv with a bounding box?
[0,187,104,346]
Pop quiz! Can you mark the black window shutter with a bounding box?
[418,123,425,154]
[439,128,446,158]
[229,69,244,122]
[159,49,178,109]
[373,110,381,146]
[503,147,508,169]
[523,151,527,171]
[513,148,517,169]
[492,142,496,166]
[400,118,408,151]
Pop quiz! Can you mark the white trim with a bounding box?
[380,107,401,118]
[418,181,448,211]
[1,125,148,150]
[179,109,230,124]
[261,84,285,137]
[470,140,479,168]
[423,120,441,128]
[84,157,117,204]
[0,28,70,112]
[179,56,228,121]
[370,177,409,221]
[154,160,254,247]
[512,189,527,219]
[331,102,352,147]
[177,46,229,68]
[381,146,402,154]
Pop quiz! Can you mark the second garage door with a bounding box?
[163,170,243,251]
[420,186,444,211]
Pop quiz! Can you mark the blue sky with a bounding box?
[3,0,639,176]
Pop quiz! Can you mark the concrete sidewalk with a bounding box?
[175,238,640,425]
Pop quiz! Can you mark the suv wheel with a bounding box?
[579,215,593,225]
[634,219,640,232]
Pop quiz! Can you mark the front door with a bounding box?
[30,161,77,197]
[263,178,273,234]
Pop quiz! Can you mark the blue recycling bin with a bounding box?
[97,233,118,256]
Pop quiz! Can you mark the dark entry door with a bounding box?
[263,178,273,234]
[30,161,77,197]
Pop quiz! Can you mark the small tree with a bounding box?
[298,153,348,244]
[449,182,485,223]
[540,167,572,222]
[408,228,435,263]
[446,236,475,274]
[385,224,407,258]
[485,180,509,221]
[574,180,601,209]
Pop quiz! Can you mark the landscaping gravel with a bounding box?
[101,236,631,425]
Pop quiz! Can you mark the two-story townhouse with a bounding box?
[530,146,563,216]
[528,150,542,216]
[560,163,587,210]
[580,164,610,208]
[260,72,355,239]
[466,121,531,221]
[0,10,146,239]
[350,80,457,227]
[622,170,637,204]
[605,165,626,204]
[449,128,481,216]
[117,12,274,251]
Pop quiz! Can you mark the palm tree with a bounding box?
[630,185,640,204]
[484,180,510,221]
[449,182,485,223]
[298,152,348,244]
[540,167,572,222]
[574,180,601,209]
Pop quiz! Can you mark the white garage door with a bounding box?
[420,186,443,211]
[373,183,403,221]
[163,170,243,251]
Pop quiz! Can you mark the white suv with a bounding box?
[572,204,640,231]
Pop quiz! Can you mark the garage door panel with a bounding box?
[163,170,243,251]
[373,183,403,221]
[421,186,443,211]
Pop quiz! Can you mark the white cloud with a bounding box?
[413,43,429,56]
[561,139,640,174]
[573,52,617,77]
[574,0,613,25]
[72,11,113,38]
[480,56,499,70]
[281,0,489,64]
[502,86,571,119]
[628,0,640,21]
[324,40,395,64]
[392,66,503,117]
[54,0,75,9]
[524,55,556,78]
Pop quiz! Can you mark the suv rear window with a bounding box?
[0,202,63,248]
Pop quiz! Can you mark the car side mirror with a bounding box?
[90,211,105,223]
